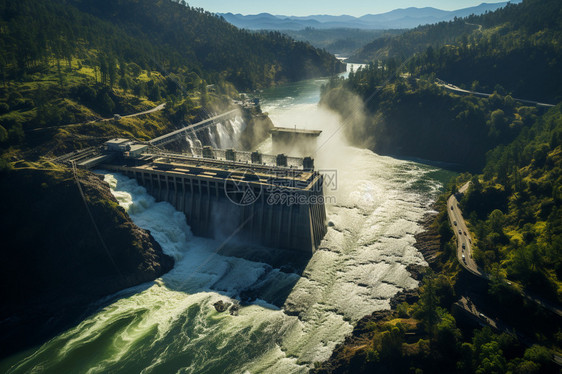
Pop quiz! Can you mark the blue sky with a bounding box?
[186,0,508,16]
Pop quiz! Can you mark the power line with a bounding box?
[71,160,124,278]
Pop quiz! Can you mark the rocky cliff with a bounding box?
[0,163,174,357]
[239,106,275,150]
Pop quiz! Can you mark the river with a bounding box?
[2,66,455,373]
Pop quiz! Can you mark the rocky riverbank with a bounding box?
[0,164,174,358]
[311,210,441,373]
[412,211,442,268]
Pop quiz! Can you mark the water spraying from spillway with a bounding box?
[216,116,246,149]
[206,127,218,148]
[2,75,456,373]
[207,116,246,150]
[185,134,195,152]
[180,116,246,155]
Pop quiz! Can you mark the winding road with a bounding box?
[120,102,167,119]
[449,182,562,364]
[465,22,483,31]
[447,182,562,318]
[28,102,167,132]
[448,182,482,276]
[436,79,555,108]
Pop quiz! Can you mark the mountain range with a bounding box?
[219,2,521,30]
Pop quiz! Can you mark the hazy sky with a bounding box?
[186,0,508,16]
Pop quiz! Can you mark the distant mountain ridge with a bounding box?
[219,2,520,30]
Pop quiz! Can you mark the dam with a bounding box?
[59,128,328,253]
[101,147,327,253]
[55,106,328,253]
[8,72,456,374]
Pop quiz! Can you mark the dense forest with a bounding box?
[460,105,562,302]
[348,20,478,63]
[349,0,562,102]
[1,0,342,90]
[320,66,539,170]
[0,0,343,160]
[282,28,404,56]
[407,0,562,102]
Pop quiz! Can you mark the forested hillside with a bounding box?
[0,0,343,159]
[317,1,562,372]
[1,0,342,91]
[321,65,539,170]
[71,0,343,88]
[349,20,477,63]
[460,105,562,301]
[408,0,562,102]
[350,0,562,102]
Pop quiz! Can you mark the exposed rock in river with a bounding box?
[412,211,442,267]
[213,300,231,313]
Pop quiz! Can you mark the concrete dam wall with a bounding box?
[104,154,327,253]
